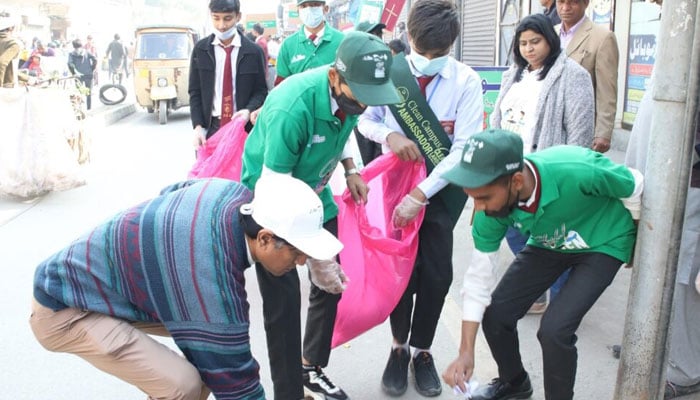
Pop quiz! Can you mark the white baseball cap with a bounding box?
[242,174,343,260]
[0,11,17,31]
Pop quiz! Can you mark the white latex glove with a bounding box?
[695,269,699,295]
[307,258,349,294]
[392,194,428,228]
[250,108,262,125]
[232,109,251,123]
[193,126,207,148]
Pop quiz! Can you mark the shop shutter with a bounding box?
[460,0,497,66]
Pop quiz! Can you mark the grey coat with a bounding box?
[491,51,594,152]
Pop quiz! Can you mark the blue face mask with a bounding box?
[299,6,325,29]
[410,52,448,76]
[215,25,237,41]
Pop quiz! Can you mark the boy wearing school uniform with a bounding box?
[357,0,484,396]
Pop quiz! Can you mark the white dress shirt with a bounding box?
[357,56,484,199]
[211,33,242,117]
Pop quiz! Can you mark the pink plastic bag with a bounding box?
[188,116,247,181]
[332,153,426,348]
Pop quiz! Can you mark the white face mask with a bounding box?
[215,25,237,41]
[299,6,325,29]
[410,52,449,76]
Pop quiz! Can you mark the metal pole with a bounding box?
[614,0,700,398]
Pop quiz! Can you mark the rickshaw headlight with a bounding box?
[157,77,168,87]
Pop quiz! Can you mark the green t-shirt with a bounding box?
[276,24,344,79]
[472,146,638,263]
[241,66,358,221]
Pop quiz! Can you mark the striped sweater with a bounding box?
[33,178,265,399]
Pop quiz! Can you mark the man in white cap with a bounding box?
[241,31,401,400]
[30,175,342,400]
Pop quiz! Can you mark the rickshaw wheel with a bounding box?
[158,100,168,124]
[99,84,127,106]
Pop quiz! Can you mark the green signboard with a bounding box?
[246,20,276,29]
[473,67,509,129]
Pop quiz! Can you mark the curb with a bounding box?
[87,102,137,127]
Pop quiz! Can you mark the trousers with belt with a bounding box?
[256,218,340,400]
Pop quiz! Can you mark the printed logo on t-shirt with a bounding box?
[291,54,306,64]
[532,223,590,250]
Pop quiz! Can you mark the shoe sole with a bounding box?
[499,390,534,400]
[381,381,408,397]
[303,387,325,400]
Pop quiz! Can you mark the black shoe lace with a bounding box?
[312,367,339,392]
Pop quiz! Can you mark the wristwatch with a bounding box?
[344,168,359,178]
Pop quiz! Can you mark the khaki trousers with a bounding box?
[29,298,210,400]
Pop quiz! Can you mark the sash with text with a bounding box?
[387,53,467,226]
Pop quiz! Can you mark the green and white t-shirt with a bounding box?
[472,145,638,262]
[241,66,357,222]
[276,24,344,79]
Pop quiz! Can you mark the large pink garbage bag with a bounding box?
[332,153,426,348]
[188,116,247,181]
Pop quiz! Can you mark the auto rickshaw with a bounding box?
[133,25,199,124]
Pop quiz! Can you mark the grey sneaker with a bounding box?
[303,365,349,400]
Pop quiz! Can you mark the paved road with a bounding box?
[0,108,677,399]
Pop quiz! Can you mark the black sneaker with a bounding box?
[381,347,411,396]
[303,365,349,400]
[411,351,442,397]
[665,380,700,399]
[472,375,533,400]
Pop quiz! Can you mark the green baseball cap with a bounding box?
[334,31,401,106]
[356,21,386,35]
[442,129,524,188]
[297,0,325,5]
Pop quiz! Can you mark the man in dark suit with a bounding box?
[189,0,268,148]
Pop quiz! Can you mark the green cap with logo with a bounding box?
[356,21,386,35]
[442,129,524,188]
[334,31,401,106]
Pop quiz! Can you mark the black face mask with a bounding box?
[485,178,519,218]
[332,84,366,115]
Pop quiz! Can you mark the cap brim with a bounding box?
[286,229,343,260]
[346,79,401,106]
[442,167,498,189]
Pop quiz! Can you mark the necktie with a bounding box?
[334,108,346,124]
[417,75,435,97]
[221,45,234,126]
[308,33,317,43]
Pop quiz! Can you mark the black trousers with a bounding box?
[390,196,454,349]
[354,127,382,167]
[482,246,622,400]
[256,218,340,400]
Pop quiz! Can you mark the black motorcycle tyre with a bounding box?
[99,84,127,106]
